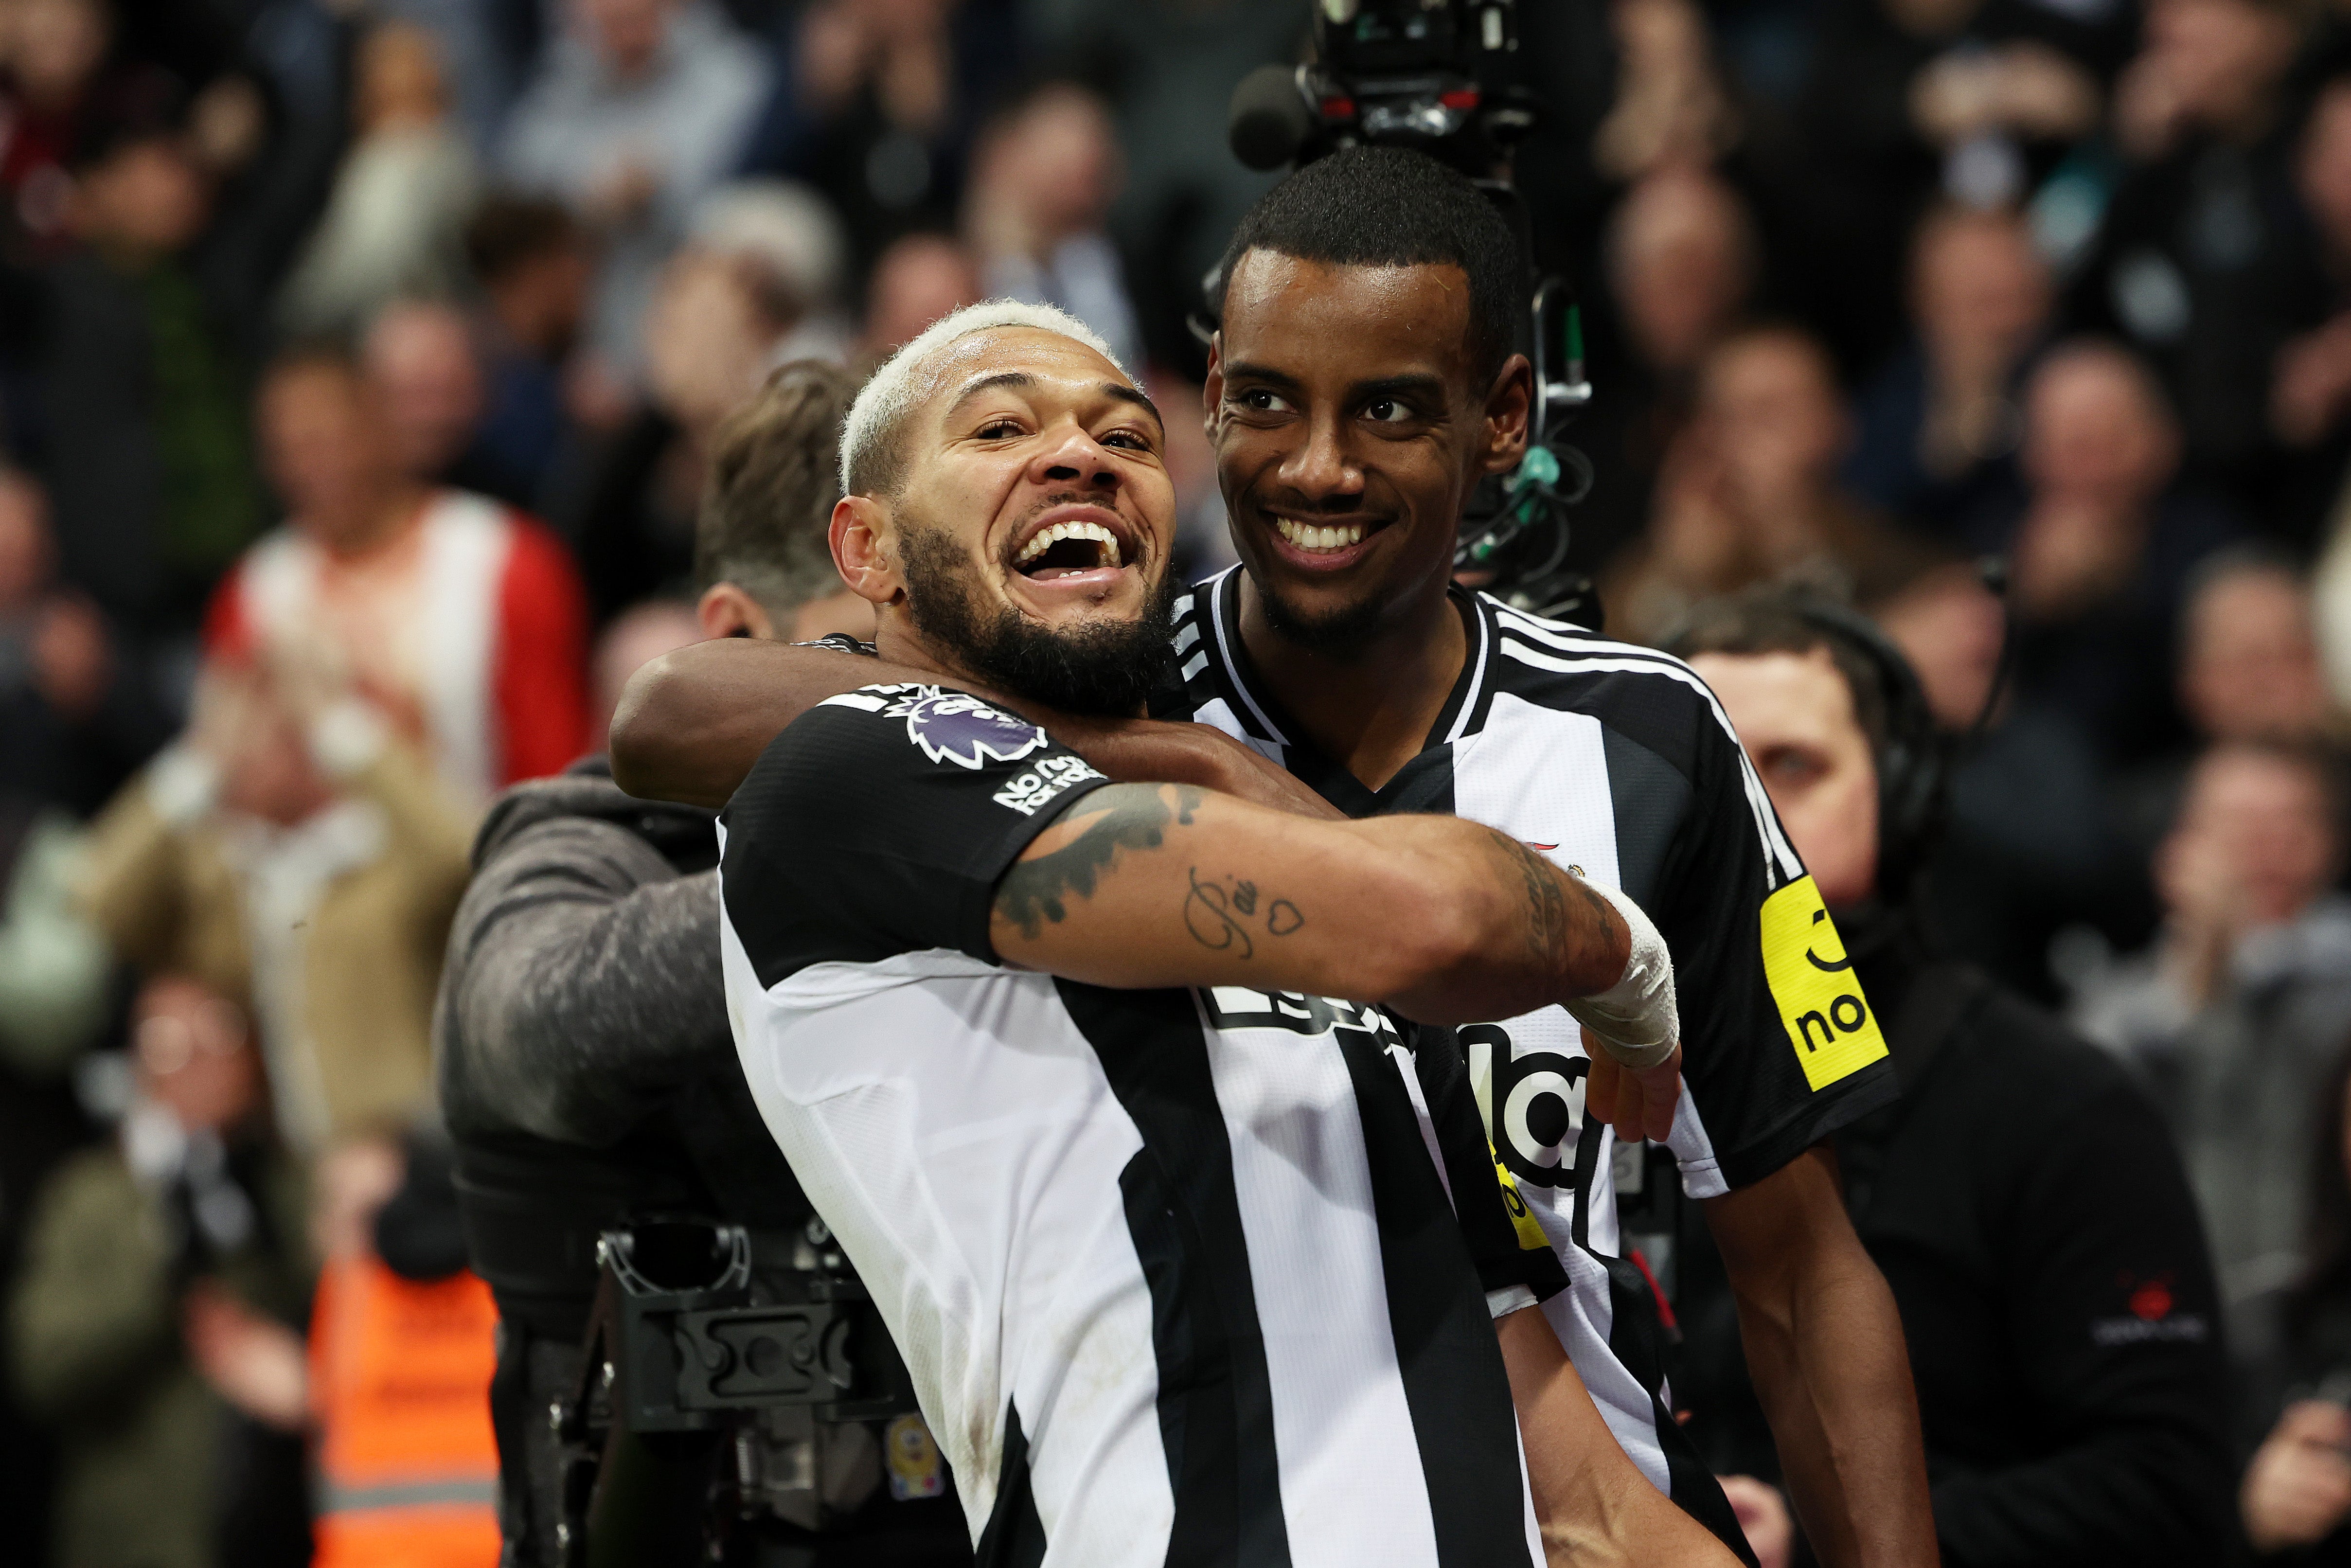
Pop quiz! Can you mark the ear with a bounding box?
[1482,352,1533,477]
[1201,333,1224,441]
[830,494,904,607]
[695,582,776,641]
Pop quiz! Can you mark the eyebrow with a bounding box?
[943,370,1164,431]
[1221,363,1450,405]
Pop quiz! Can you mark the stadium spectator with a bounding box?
[462,195,596,502]
[588,597,699,740]
[1673,588,2234,1568]
[361,299,534,509]
[73,656,472,1154]
[2179,551,2338,747]
[207,345,590,802]
[1581,165,1758,562]
[737,0,1025,277]
[858,229,980,359]
[2262,77,2351,544]
[9,974,313,1568]
[1961,339,2241,767]
[1604,323,1930,641]
[2075,742,2351,1322]
[2070,0,2313,496]
[499,0,771,376]
[275,22,478,336]
[0,0,117,248]
[37,90,262,641]
[966,78,1142,373]
[1846,205,2052,531]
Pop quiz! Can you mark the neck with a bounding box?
[1236,567,1466,793]
[321,487,427,559]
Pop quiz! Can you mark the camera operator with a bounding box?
[1666,586,2235,1568]
[433,360,970,1568]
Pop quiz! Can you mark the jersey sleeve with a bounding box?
[1658,693,1899,1195]
[1414,1028,1571,1303]
[718,683,1112,982]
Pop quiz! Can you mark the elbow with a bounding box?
[1368,863,1498,1023]
[607,650,689,803]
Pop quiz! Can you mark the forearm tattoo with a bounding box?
[997,784,1202,938]
[994,783,1307,958]
[1488,829,1611,979]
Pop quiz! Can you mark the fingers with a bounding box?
[1639,1049,1684,1143]
[2281,1400,2351,1446]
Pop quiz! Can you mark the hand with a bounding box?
[2244,1401,2351,1552]
[1584,1043,1685,1146]
[2272,316,2351,445]
[183,1281,309,1431]
[1717,1475,1793,1568]
[1044,715,1346,821]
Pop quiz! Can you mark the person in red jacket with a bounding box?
[205,342,590,806]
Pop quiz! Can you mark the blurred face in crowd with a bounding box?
[1606,168,1753,374]
[1913,209,2049,374]
[1876,564,2005,730]
[2140,0,2298,131]
[1691,647,1882,909]
[2300,83,2351,258]
[593,599,702,741]
[258,361,403,550]
[2180,564,2332,744]
[576,0,674,76]
[72,136,209,258]
[1207,252,1530,650]
[835,326,1177,712]
[364,301,484,482]
[2021,346,2178,506]
[645,251,788,437]
[0,471,53,610]
[2159,746,2341,929]
[354,21,448,135]
[977,85,1123,244]
[11,0,109,109]
[864,234,981,357]
[133,976,259,1135]
[1694,330,1851,501]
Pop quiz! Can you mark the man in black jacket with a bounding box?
[1666,586,2235,1567]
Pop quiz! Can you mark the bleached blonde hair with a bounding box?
[838,300,1127,499]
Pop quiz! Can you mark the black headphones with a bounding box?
[1784,595,1950,904]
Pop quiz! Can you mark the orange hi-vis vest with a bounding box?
[309,1254,503,1568]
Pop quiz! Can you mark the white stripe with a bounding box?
[1440,597,1491,746]
[1195,997,1441,1568]
[1207,570,1287,745]
[819,691,890,712]
[416,492,508,805]
[1494,638,1804,883]
[1174,620,1201,654]
[1181,649,1209,681]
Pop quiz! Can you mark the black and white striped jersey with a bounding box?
[1156,569,1901,1505]
[717,682,1566,1568]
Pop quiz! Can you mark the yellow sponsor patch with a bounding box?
[1490,1140,1552,1252]
[1758,875,1888,1090]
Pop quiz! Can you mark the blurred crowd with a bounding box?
[9,0,2351,1562]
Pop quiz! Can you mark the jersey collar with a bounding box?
[1185,567,1497,817]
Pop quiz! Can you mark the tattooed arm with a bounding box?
[991,784,1672,1072]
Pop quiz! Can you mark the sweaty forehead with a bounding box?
[1221,251,1473,378]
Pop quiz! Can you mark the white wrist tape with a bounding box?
[1561,877,1680,1071]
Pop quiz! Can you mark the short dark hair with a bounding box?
[1216,147,1527,385]
[1665,588,1893,754]
[464,194,582,287]
[695,360,861,618]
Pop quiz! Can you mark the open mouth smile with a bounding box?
[1008,505,1143,586]
[1261,510,1392,569]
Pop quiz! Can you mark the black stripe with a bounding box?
[1333,1026,1536,1568]
[975,1400,1047,1568]
[1059,980,1292,1568]
[1598,1256,1759,1566]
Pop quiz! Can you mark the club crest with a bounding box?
[888,687,1049,769]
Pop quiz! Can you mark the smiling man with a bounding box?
[713,301,1737,1567]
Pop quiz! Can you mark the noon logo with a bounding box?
[1757,874,1888,1090]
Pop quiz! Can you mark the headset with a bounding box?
[1784,595,1949,904]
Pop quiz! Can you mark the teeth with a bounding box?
[1015,520,1123,569]
[1273,517,1367,552]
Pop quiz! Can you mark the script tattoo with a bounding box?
[1183,871,1305,957]
[995,784,1204,938]
[1488,830,1609,976]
